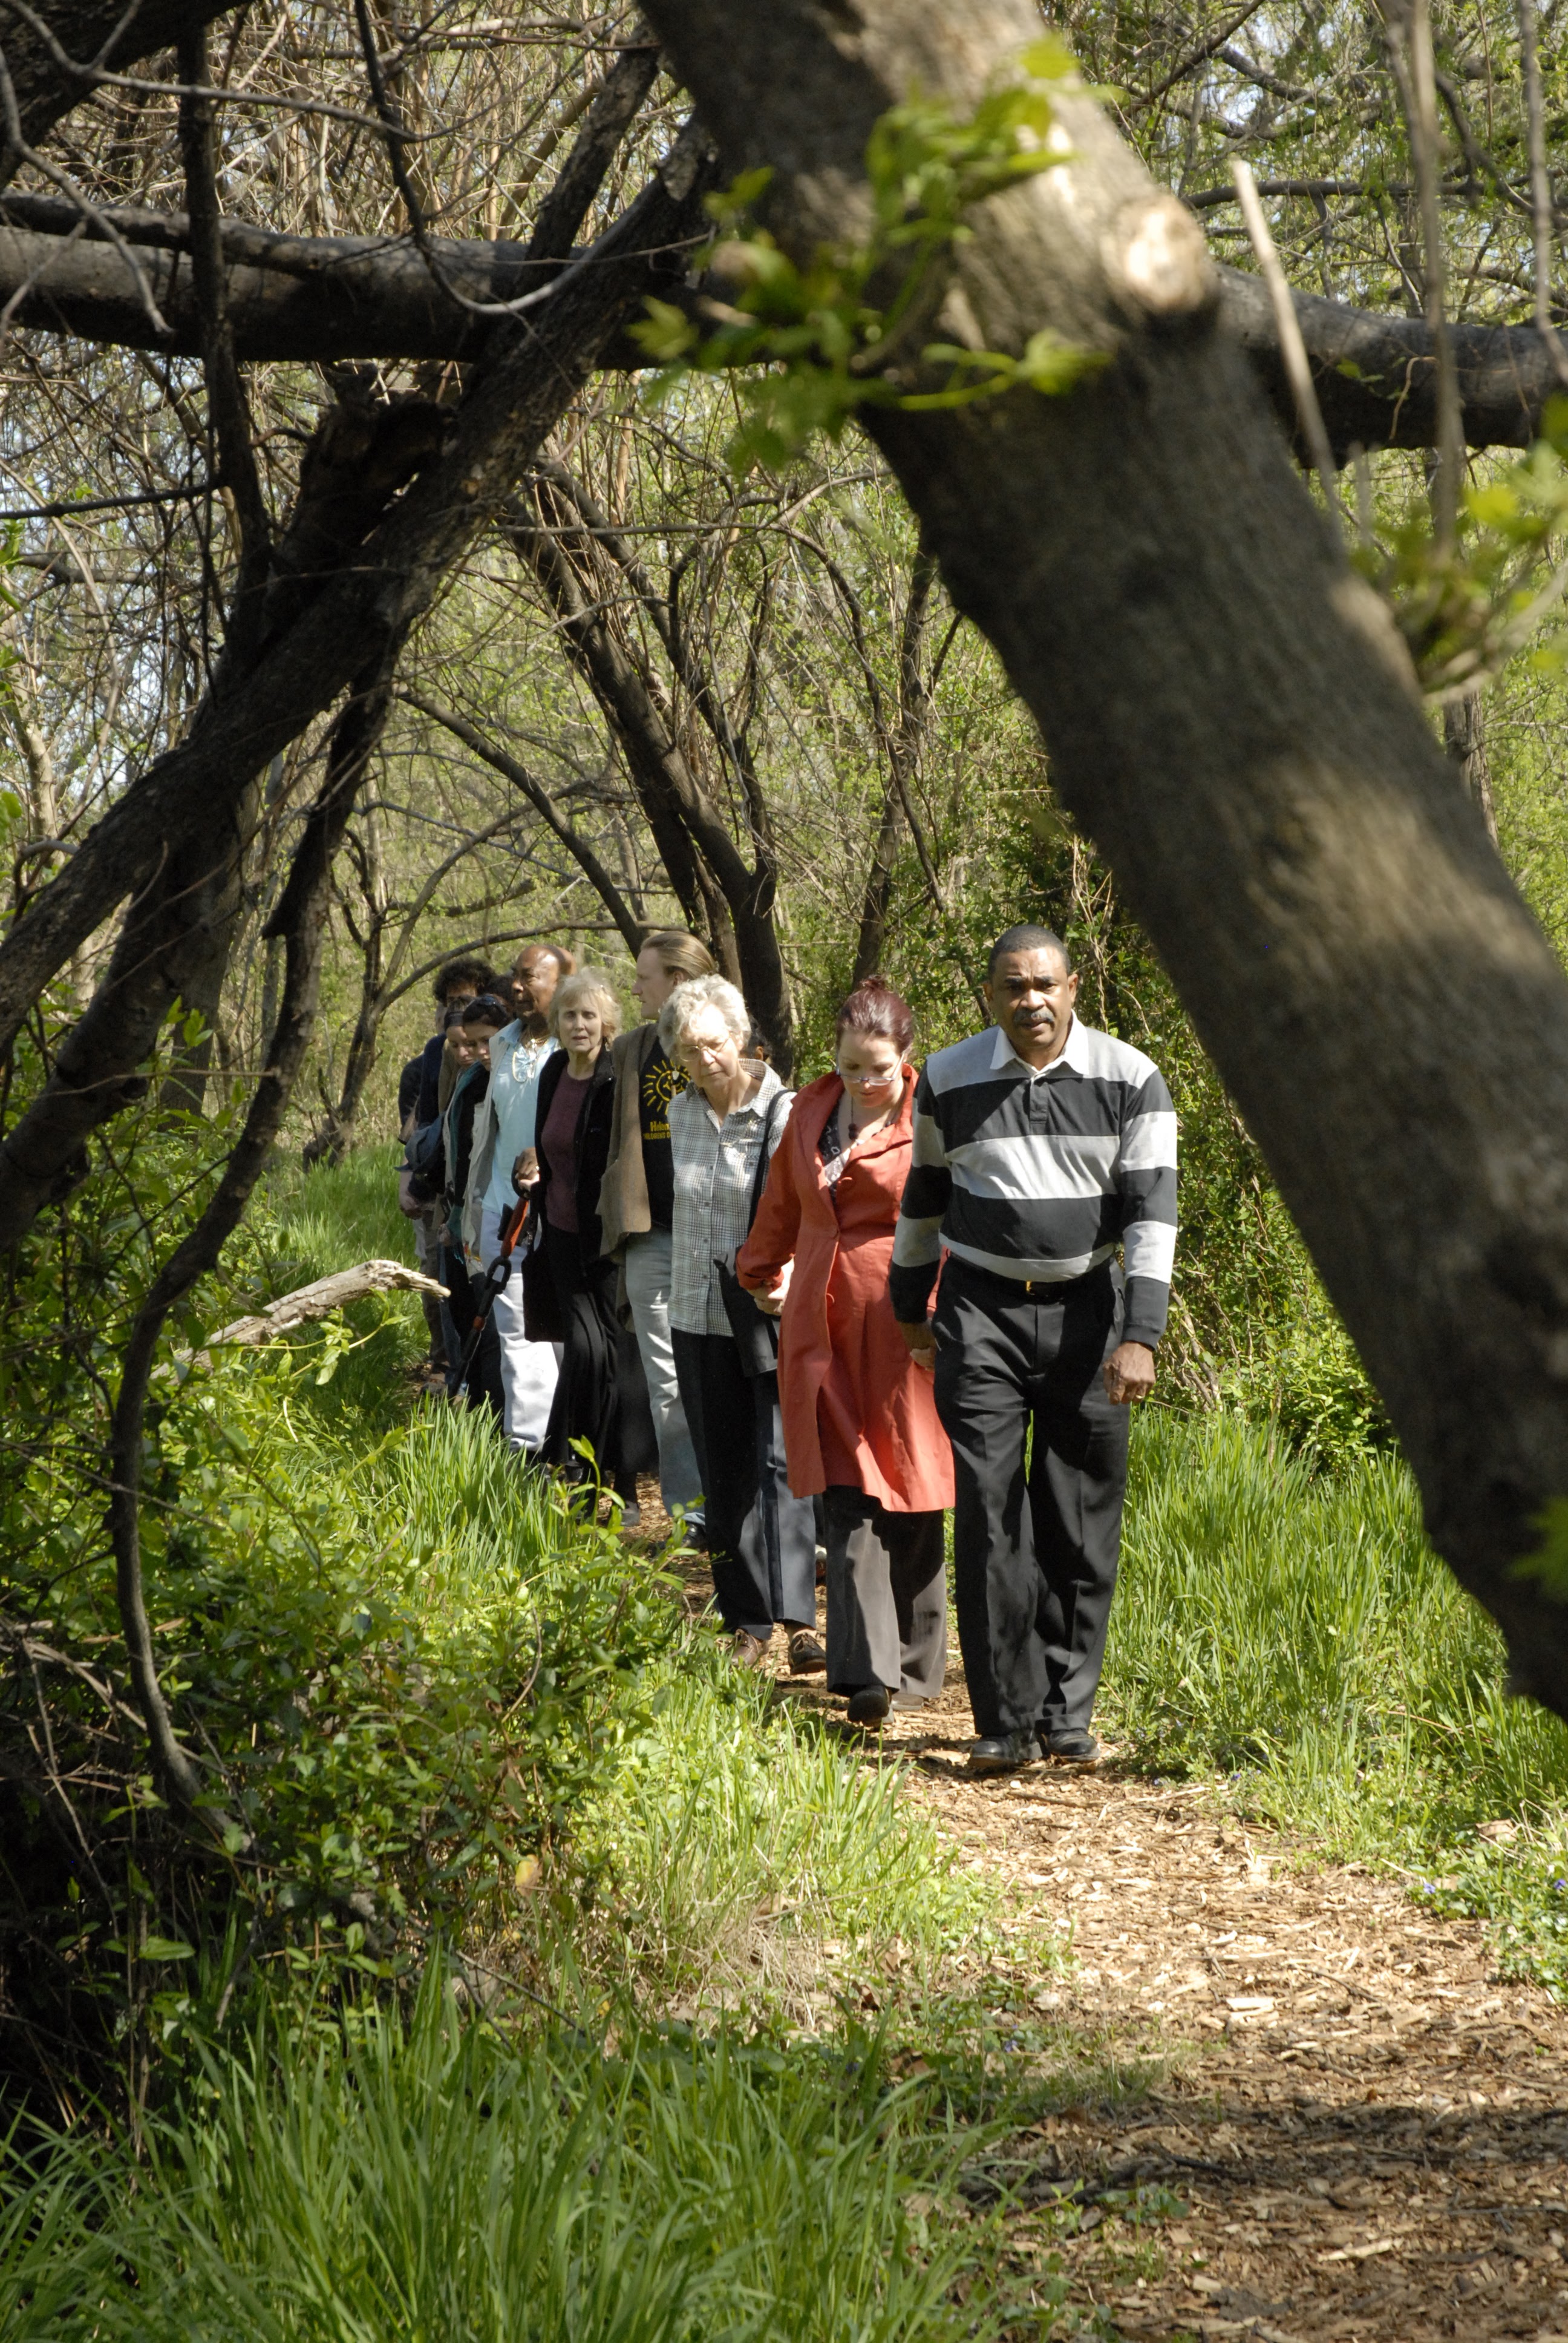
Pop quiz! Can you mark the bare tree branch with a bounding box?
[401,686,646,952]
[0,200,1563,454]
[0,134,719,1248]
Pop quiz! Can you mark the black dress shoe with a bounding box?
[846,1684,892,1725]
[967,1731,1042,1777]
[1042,1726,1102,1768]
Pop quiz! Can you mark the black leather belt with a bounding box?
[946,1253,1114,1301]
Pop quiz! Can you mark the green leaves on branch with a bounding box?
[1358,398,1568,700]
[633,42,1108,474]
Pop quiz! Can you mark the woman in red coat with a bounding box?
[737,979,953,1725]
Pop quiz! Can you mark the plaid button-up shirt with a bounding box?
[668,1062,792,1337]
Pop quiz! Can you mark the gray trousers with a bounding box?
[823,1486,947,1700]
[672,1329,817,1639]
[622,1228,704,1517]
[933,1257,1128,1739]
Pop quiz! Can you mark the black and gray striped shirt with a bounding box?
[888,1017,1177,1347]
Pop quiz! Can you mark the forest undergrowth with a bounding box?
[4,1147,1567,2339]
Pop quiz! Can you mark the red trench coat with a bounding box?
[736,1069,954,1513]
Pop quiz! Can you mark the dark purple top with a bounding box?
[540,1070,590,1231]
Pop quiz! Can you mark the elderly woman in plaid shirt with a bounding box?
[662,975,824,1674]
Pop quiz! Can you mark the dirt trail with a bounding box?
[792,1648,1568,2342]
[641,1498,1568,2343]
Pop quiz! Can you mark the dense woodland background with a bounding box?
[4,0,1566,1432]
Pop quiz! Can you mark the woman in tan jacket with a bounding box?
[596,929,714,1525]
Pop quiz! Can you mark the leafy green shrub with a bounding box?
[1220,1299,1394,1475]
[1,1339,680,2097]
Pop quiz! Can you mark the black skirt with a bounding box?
[541,1221,655,1495]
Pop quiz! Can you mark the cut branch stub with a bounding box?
[203,1257,448,1351]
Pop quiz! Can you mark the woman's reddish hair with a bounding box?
[835,977,914,1054]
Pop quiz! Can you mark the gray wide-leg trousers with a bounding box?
[823,1487,946,1700]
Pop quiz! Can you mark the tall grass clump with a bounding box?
[252,1142,430,1428]
[572,1669,1000,2011]
[0,1970,1025,2343]
[1105,1410,1568,1977]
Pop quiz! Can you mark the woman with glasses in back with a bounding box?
[737,978,951,1725]
[662,975,823,1674]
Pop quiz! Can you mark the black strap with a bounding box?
[745,1087,787,1233]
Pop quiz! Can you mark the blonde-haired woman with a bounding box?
[532,969,655,1519]
[663,974,822,1671]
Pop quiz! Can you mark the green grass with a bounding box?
[1104,1407,1568,1984]
[255,1142,431,1428]
[0,1969,1050,2343]
[572,1669,1004,2013]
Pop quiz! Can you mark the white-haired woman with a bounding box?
[532,969,655,1520]
[662,974,823,1672]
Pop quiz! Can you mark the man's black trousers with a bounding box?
[933,1257,1129,1740]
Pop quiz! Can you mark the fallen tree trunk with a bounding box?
[642,0,1568,1719]
[0,194,1558,454]
[204,1257,448,1351]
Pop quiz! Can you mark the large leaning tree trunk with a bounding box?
[642,0,1568,1720]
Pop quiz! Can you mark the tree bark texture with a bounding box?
[0,0,239,175]
[0,135,717,1249]
[1445,692,1498,847]
[0,192,1560,456]
[641,0,1568,1715]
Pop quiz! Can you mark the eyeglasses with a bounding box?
[676,1037,731,1067]
[837,1064,900,1087]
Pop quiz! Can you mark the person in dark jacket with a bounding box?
[440,994,511,1414]
[531,969,656,1523]
[413,956,500,1128]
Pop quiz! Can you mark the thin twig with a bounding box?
[1133,0,1271,111]
[0,0,431,140]
[1231,162,1345,540]
[0,481,221,524]
[1517,0,1568,391]
[1383,0,1464,548]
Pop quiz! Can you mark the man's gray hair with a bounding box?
[659,972,750,1055]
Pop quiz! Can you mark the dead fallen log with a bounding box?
[206,1257,448,1348]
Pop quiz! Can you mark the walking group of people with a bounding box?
[399,921,1177,1774]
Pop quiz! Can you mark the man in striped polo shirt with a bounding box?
[890,925,1176,1777]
